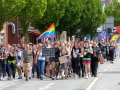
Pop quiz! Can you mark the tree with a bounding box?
[105,0,120,26]
[32,0,69,33]
[76,0,106,37]
[17,0,47,35]
[57,0,83,35]
[0,0,25,31]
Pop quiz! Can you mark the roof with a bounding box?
[29,30,40,35]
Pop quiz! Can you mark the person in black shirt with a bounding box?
[105,42,110,61]
[7,47,17,80]
[108,42,115,63]
[91,42,102,77]
[71,41,81,79]
[98,39,106,63]
[51,43,60,80]
[0,47,6,80]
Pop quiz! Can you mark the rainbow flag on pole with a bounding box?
[36,23,56,40]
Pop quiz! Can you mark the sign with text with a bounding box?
[59,56,68,64]
[42,48,55,57]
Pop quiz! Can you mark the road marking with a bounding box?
[0,81,20,90]
[107,66,110,68]
[99,73,102,75]
[103,69,107,71]
[86,77,98,90]
[39,83,55,90]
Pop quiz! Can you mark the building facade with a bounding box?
[0,19,40,46]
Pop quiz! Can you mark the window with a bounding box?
[0,33,4,44]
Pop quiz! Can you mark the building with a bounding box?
[0,18,40,46]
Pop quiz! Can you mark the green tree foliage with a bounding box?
[105,0,120,26]
[32,0,69,33]
[76,0,106,37]
[0,0,25,31]
[18,0,47,35]
[57,0,83,35]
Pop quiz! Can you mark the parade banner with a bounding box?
[42,48,55,57]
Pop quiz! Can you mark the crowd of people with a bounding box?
[0,39,119,81]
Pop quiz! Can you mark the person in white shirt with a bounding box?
[36,44,45,80]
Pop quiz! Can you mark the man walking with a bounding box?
[21,45,33,81]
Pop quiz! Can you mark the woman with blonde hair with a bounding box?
[51,43,60,80]
[79,41,85,77]
[57,43,69,79]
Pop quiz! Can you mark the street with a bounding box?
[0,58,120,90]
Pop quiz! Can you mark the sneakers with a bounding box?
[111,61,114,64]
[2,78,5,81]
[29,77,31,80]
[88,73,91,78]
[86,74,88,79]
[18,77,22,79]
[52,77,55,80]
[40,77,43,80]
[7,77,11,80]
[56,76,60,80]
[75,74,78,79]
[26,78,28,81]
[26,77,28,81]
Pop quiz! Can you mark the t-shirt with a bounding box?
[37,50,45,60]
[17,51,22,60]
[109,46,115,55]
[72,47,81,58]
[92,47,101,58]
[23,50,32,63]
[98,43,106,52]
[46,45,51,48]
[7,53,15,61]
[84,46,92,58]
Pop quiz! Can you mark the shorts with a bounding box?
[22,63,31,71]
[50,57,59,62]
[59,62,68,73]
[83,58,91,64]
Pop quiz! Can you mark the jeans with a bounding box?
[37,60,45,75]
[0,60,6,78]
[32,64,39,77]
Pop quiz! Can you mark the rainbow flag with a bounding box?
[110,34,120,42]
[7,60,16,69]
[37,23,56,40]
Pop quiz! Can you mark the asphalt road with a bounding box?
[0,58,120,90]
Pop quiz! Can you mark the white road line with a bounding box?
[103,69,107,71]
[107,66,110,68]
[86,77,98,90]
[99,73,103,76]
[39,83,55,90]
[0,81,20,90]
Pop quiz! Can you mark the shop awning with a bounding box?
[29,30,40,35]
